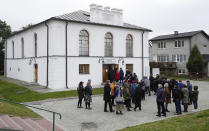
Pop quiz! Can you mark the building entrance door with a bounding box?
[34,64,38,83]
[102,64,118,82]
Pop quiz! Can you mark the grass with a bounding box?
[0,80,104,118]
[118,109,209,131]
[0,80,103,102]
[0,101,42,118]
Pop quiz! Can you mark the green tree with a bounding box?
[0,20,11,75]
[186,45,204,73]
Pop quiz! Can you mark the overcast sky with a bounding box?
[1,0,209,38]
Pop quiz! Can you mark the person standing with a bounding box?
[156,84,166,117]
[104,80,114,112]
[141,80,146,100]
[84,80,93,110]
[119,68,124,84]
[110,81,116,106]
[178,80,183,89]
[123,81,132,111]
[115,84,124,115]
[186,80,192,105]
[164,82,171,112]
[182,84,189,112]
[115,70,120,82]
[134,83,142,111]
[144,76,151,96]
[109,67,115,83]
[77,81,85,108]
[173,84,182,115]
[191,86,199,112]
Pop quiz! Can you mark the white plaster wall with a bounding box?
[6,19,150,90]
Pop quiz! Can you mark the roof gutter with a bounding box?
[45,22,49,88]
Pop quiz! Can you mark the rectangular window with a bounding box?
[175,40,184,48]
[126,64,133,73]
[79,64,89,74]
[178,69,186,74]
[158,41,166,49]
[157,55,169,62]
[21,38,24,58]
[172,54,186,62]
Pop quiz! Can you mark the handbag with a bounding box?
[115,90,124,103]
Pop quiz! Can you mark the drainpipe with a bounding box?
[142,31,145,79]
[4,39,7,77]
[45,22,49,88]
[65,22,68,88]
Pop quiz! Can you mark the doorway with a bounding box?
[34,64,38,83]
[102,64,118,82]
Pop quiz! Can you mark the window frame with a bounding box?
[21,37,24,58]
[158,41,166,49]
[126,34,133,57]
[79,64,90,74]
[79,30,89,56]
[104,32,113,57]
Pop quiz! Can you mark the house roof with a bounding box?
[202,54,209,62]
[150,30,209,41]
[8,10,151,38]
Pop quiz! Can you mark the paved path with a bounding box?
[28,81,209,131]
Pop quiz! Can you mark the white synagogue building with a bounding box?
[5,4,151,90]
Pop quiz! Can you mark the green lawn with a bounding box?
[0,80,103,102]
[0,80,104,118]
[118,109,209,131]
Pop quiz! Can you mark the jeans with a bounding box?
[175,101,182,113]
[193,101,198,109]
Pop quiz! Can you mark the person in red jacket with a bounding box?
[115,70,120,82]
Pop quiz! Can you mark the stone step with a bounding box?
[0,115,23,130]
[12,117,36,131]
[24,118,47,131]
[35,119,64,131]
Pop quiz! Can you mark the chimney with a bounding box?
[174,31,179,35]
[89,4,123,26]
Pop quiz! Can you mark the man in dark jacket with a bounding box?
[156,84,166,117]
[108,67,115,83]
[173,84,182,115]
[119,68,124,84]
[104,80,114,112]
[134,84,142,111]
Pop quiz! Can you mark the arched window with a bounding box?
[126,34,133,57]
[12,41,14,59]
[21,37,24,58]
[34,33,38,57]
[79,30,89,56]
[105,32,113,57]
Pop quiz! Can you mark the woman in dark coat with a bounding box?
[84,80,93,109]
[77,81,85,108]
[104,80,114,112]
[134,84,142,111]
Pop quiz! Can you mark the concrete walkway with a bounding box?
[28,80,209,131]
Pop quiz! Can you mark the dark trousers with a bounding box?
[119,79,124,84]
[77,98,83,107]
[111,96,115,105]
[146,86,151,96]
[134,99,141,110]
[175,101,182,113]
[193,101,198,109]
[141,91,145,100]
[157,102,165,115]
[104,100,113,111]
[125,99,131,108]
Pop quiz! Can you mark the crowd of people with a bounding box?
[76,71,199,117]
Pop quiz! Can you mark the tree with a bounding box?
[0,20,11,75]
[186,45,204,74]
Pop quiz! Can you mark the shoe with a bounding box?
[139,108,141,111]
[104,110,108,112]
[156,114,161,117]
[110,110,115,112]
[166,109,170,112]
[134,108,136,111]
[162,114,166,117]
[120,111,123,115]
[116,111,120,115]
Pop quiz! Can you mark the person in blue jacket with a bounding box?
[119,68,124,84]
[84,80,92,109]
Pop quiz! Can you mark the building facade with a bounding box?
[150,30,209,76]
[5,4,151,89]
